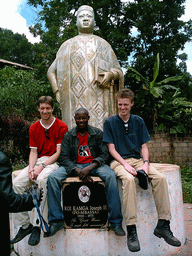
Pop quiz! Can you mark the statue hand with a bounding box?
[98,72,114,88]
[55,91,60,103]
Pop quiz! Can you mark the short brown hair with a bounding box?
[38,96,54,108]
[117,88,134,102]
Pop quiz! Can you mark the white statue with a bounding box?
[47,5,124,130]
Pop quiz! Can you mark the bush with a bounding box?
[126,54,192,134]
[0,115,30,164]
[0,66,63,164]
[181,166,192,204]
[0,66,61,120]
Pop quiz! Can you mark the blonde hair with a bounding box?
[117,88,134,102]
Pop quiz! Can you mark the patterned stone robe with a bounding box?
[48,34,124,130]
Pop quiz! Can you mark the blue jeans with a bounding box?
[47,163,123,226]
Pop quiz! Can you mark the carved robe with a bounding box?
[48,34,124,130]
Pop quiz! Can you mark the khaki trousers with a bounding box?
[13,156,59,227]
[110,158,171,226]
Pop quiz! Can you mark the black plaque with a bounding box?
[63,182,108,229]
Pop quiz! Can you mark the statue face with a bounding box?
[76,10,95,33]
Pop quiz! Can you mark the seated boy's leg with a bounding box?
[110,160,140,251]
[11,166,33,244]
[129,158,171,219]
[47,166,68,223]
[148,164,181,246]
[123,158,170,219]
[34,161,59,225]
[13,166,31,227]
[43,166,68,238]
[110,160,137,226]
[148,165,171,220]
[26,158,59,246]
[90,164,125,235]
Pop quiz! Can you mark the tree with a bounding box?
[27,0,191,72]
[27,0,134,69]
[124,0,192,79]
[0,28,33,66]
[0,66,61,120]
[27,0,192,133]
[128,53,192,133]
[0,66,62,163]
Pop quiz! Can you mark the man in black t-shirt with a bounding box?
[103,88,181,252]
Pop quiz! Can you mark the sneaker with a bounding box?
[44,221,64,238]
[110,225,126,236]
[10,224,33,244]
[127,225,140,252]
[28,227,41,246]
[154,220,181,247]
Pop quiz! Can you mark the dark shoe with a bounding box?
[110,225,126,236]
[28,227,41,246]
[154,220,181,247]
[127,225,140,252]
[44,221,64,238]
[10,224,33,244]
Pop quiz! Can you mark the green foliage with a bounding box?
[28,0,78,76]
[0,66,62,164]
[181,166,192,204]
[125,0,192,79]
[0,66,61,120]
[127,53,192,133]
[27,0,192,75]
[0,0,191,136]
[0,28,33,67]
[0,116,30,163]
[27,0,133,70]
[26,0,192,130]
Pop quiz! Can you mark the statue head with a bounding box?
[76,5,95,34]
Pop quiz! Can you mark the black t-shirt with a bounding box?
[103,114,151,159]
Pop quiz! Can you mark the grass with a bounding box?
[180,166,192,204]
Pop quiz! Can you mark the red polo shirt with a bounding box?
[29,117,68,158]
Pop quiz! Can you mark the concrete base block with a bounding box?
[11,163,186,256]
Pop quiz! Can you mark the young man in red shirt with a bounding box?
[11,96,68,246]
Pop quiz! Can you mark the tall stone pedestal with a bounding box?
[11,163,186,255]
